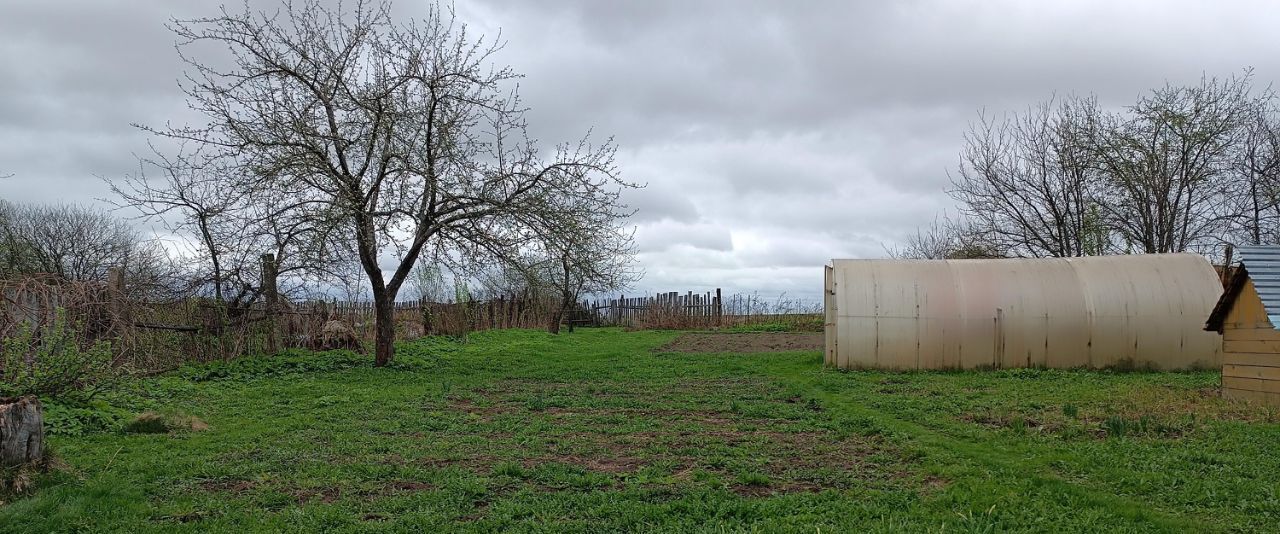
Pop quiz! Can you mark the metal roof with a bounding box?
[1239,246,1280,327]
[1206,245,1280,331]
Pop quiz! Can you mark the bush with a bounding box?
[42,399,131,436]
[0,309,120,400]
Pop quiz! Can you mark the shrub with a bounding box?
[42,399,131,436]
[0,309,120,400]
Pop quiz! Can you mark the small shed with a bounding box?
[1205,246,1280,405]
[826,253,1224,370]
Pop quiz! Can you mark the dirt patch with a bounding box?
[386,480,435,492]
[657,333,824,354]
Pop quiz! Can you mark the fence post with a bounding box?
[107,266,128,333]
[427,295,437,332]
[715,288,723,327]
[261,253,280,354]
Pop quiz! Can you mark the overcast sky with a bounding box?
[4,1,1280,301]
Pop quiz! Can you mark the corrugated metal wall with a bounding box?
[824,254,1222,370]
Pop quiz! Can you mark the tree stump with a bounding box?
[0,396,44,467]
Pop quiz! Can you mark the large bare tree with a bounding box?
[147,1,629,365]
[1093,74,1255,253]
[950,95,1107,257]
[1226,92,1280,245]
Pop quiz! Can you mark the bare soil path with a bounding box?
[657,332,823,353]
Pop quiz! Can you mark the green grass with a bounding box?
[2,328,1278,532]
[721,315,824,333]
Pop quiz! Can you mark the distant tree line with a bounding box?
[898,71,1280,260]
[0,201,174,294]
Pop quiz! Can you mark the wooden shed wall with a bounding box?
[1221,279,1280,405]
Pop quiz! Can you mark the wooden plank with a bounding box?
[1224,337,1280,353]
[1223,387,1280,407]
[1223,364,1280,380]
[1222,375,1280,394]
[1223,352,1280,368]
[1224,327,1280,342]
[1226,280,1270,326]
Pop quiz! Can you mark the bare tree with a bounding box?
[951,95,1106,257]
[1226,91,1280,245]
[108,149,249,303]
[0,200,38,277]
[0,203,156,282]
[109,148,353,307]
[1093,73,1255,253]
[533,216,639,334]
[888,215,1005,260]
[148,1,631,365]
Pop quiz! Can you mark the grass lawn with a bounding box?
[3,328,1278,532]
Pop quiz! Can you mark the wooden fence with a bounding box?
[0,272,569,373]
[3,266,823,374]
[587,289,724,328]
[581,289,822,329]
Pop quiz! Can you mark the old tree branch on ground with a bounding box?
[138,1,634,364]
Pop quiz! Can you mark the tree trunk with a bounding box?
[0,396,43,467]
[548,306,563,335]
[374,297,396,367]
[549,294,573,335]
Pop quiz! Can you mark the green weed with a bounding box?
[735,471,771,487]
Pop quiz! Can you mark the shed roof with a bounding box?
[1205,246,1280,331]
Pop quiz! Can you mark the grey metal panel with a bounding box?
[1237,246,1280,327]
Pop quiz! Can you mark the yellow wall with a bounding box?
[1221,279,1280,405]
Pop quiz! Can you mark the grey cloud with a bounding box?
[620,183,699,224]
[6,0,1280,300]
[635,221,733,253]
